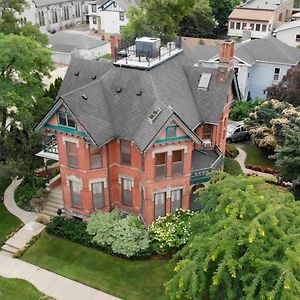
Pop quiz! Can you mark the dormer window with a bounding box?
[58,112,76,128]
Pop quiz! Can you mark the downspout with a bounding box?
[106,144,112,211]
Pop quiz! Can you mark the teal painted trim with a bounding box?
[45,124,88,137]
[166,125,177,138]
[155,135,191,144]
[190,176,211,185]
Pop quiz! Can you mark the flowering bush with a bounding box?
[149,209,194,255]
[87,210,151,258]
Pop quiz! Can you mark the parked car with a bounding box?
[226,121,250,143]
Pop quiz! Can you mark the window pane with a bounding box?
[122,178,132,205]
[154,193,166,219]
[203,125,212,139]
[59,113,67,126]
[255,24,260,31]
[155,153,167,179]
[66,142,78,168]
[121,141,131,165]
[171,190,182,213]
[172,150,183,162]
[262,24,267,32]
[92,182,104,209]
[230,22,234,29]
[166,126,176,138]
[155,152,166,165]
[172,150,183,176]
[70,181,81,208]
[90,145,102,169]
[236,22,241,30]
[67,115,76,128]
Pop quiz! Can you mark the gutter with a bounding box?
[106,144,112,211]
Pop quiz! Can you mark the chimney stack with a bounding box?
[110,34,121,61]
[217,40,235,82]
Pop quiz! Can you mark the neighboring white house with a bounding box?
[20,0,88,33]
[48,31,110,64]
[228,0,294,39]
[274,20,300,47]
[87,0,137,35]
[187,36,300,100]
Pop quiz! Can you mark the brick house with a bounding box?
[36,38,239,224]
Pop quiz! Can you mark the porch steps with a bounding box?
[41,186,64,218]
[1,244,19,255]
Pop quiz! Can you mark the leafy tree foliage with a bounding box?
[179,0,215,38]
[266,66,300,107]
[229,100,260,121]
[121,0,195,42]
[149,210,194,255]
[165,174,300,300]
[209,0,239,27]
[87,210,150,258]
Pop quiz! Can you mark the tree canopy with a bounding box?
[165,174,300,300]
[265,66,300,107]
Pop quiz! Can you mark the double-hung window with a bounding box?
[90,145,102,169]
[121,178,132,205]
[66,141,78,168]
[58,113,76,128]
[92,182,105,209]
[91,4,96,13]
[171,190,182,213]
[172,150,183,176]
[166,126,176,138]
[119,11,125,21]
[154,192,166,219]
[120,141,131,166]
[70,181,81,208]
[273,68,280,81]
[155,152,167,179]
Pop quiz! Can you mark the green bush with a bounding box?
[226,143,239,158]
[224,157,243,176]
[87,210,151,258]
[229,101,259,121]
[149,209,194,255]
[46,216,93,247]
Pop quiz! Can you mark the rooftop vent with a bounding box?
[91,75,97,80]
[116,87,122,93]
[148,107,161,124]
[74,71,79,76]
[136,90,142,96]
[82,94,88,100]
[198,73,212,90]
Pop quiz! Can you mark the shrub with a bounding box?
[226,143,239,158]
[46,216,93,247]
[149,209,194,255]
[229,100,259,121]
[87,210,151,258]
[224,157,243,176]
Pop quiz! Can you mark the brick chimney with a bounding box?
[217,40,235,82]
[110,34,121,60]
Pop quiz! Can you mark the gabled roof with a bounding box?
[229,8,274,22]
[274,20,300,32]
[189,36,300,66]
[98,0,138,11]
[37,52,235,151]
[48,32,107,51]
[33,0,72,7]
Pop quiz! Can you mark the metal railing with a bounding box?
[43,138,58,155]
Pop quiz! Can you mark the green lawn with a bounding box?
[0,177,22,246]
[224,157,243,176]
[0,277,43,300]
[22,234,173,300]
[243,143,276,168]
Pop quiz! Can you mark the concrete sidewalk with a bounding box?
[0,252,120,300]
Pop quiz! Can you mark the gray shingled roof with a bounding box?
[190,36,300,66]
[38,52,235,151]
[48,32,107,51]
[33,0,72,7]
[50,43,76,54]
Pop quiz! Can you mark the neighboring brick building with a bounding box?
[36,38,239,224]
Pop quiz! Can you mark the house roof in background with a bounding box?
[239,0,286,10]
[48,32,107,51]
[98,0,139,10]
[274,20,300,32]
[189,36,300,66]
[33,0,72,7]
[38,51,235,150]
[229,8,274,21]
[50,44,76,54]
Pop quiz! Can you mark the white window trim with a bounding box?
[66,175,82,190]
[118,174,134,188]
[153,185,185,200]
[62,136,79,148]
[152,145,188,158]
[88,178,107,190]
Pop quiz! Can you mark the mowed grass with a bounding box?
[243,143,276,168]
[22,234,173,300]
[224,157,243,176]
[0,177,21,245]
[0,277,43,300]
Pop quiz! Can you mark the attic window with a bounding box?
[148,107,161,124]
[136,90,142,96]
[74,71,79,76]
[82,94,88,100]
[116,87,122,93]
[198,73,212,90]
[92,75,97,80]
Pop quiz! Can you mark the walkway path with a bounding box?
[4,179,39,224]
[0,252,120,300]
[235,147,275,177]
